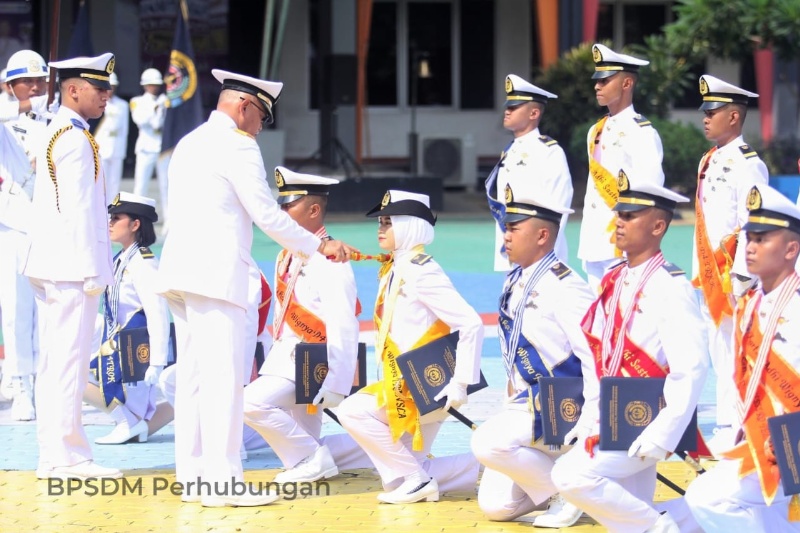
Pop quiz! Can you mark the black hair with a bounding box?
[130,215,157,247]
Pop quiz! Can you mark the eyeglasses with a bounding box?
[239,96,272,127]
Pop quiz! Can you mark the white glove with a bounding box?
[83,276,106,296]
[627,436,669,461]
[312,385,346,409]
[48,98,60,116]
[563,423,591,447]
[143,365,164,386]
[29,95,49,114]
[433,380,469,411]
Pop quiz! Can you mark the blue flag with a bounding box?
[66,0,94,57]
[161,1,203,154]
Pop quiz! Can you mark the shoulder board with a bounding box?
[538,135,558,147]
[139,246,155,259]
[739,144,758,159]
[550,261,572,280]
[633,114,652,127]
[70,118,86,130]
[233,128,255,139]
[410,253,432,266]
[662,262,684,277]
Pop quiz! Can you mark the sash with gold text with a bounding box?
[586,116,622,257]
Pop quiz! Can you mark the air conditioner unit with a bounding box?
[417,135,476,189]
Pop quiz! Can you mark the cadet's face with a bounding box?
[594,73,623,108]
[702,107,733,142]
[377,216,396,251]
[745,230,796,279]
[108,213,139,245]
[503,218,547,268]
[72,80,110,120]
[503,103,536,133]
[10,77,46,100]
[614,209,655,252]
[280,196,315,232]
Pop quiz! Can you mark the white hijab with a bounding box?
[391,214,434,261]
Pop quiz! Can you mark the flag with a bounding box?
[161,0,203,154]
[66,0,94,58]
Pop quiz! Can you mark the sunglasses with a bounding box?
[240,96,273,127]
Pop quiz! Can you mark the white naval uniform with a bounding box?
[6,111,48,165]
[692,136,768,429]
[550,261,708,533]
[243,242,359,468]
[130,92,168,217]
[95,95,130,200]
[685,279,800,533]
[577,106,663,290]
[338,249,484,489]
[471,258,596,521]
[22,106,114,471]
[105,244,170,424]
[0,119,38,383]
[156,110,321,489]
[492,129,573,270]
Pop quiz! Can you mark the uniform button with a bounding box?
[591,203,596,208]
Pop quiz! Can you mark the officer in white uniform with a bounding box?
[338,190,484,504]
[685,184,800,533]
[156,69,352,507]
[22,53,121,481]
[0,52,49,122]
[130,68,168,218]
[578,44,664,292]
[83,192,170,445]
[95,72,130,200]
[472,180,595,527]
[486,74,572,271]
[243,167,359,482]
[691,75,769,455]
[550,169,708,533]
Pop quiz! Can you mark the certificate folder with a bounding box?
[117,323,177,383]
[295,342,367,404]
[599,377,697,452]
[539,377,585,445]
[395,331,488,416]
[768,411,800,496]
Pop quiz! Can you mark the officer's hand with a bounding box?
[627,436,669,461]
[434,380,469,411]
[83,276,106,296]
[29,95,49,115]
[47,98,60,116]
[321,239,357,263]
[563,423,591,447]
[143,365,164,386]
[312,385,346,408]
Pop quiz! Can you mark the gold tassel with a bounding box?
[789,494,800,521]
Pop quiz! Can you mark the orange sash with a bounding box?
[722,301,800,504]
[587,115,622,257]
[692,147,736,325]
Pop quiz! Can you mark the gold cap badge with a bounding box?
[381,191,391,207]
[592,45,602,63]
[111,193,121,206]
[699,77,709,96]
[504,183,513,204]
[274,168,285,188]
[617,169,630,192]
[105,57,115,74]
[746,186,762,211]
[505,76,513,94]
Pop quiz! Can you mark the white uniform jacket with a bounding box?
[494,128,573,269]
[578,106,663,262]
[6,112,47,165]
[95,95,130,161]
[581,262,709,452]
[384,251,483,386]
[130,92,165,154]
[22,107,113,284]
[263,248,359,396]
[157,111,321,309]
[692,136,769,279]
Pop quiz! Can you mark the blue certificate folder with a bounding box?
[599,377,697,452]
[395,331,488,416]
[539,377,585,445]
[295,343,367,404]
[768,411,800,496]
[117,323,176,383]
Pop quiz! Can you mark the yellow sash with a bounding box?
[586,116,622,257]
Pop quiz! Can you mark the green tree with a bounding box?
[630,34,696,119]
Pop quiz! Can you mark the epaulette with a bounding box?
[70,118,86,130]
[633,114,652,127]
[739,144,758,159]
[538,135,558,147]
[139,246,155,259]
[550,262,571,280]
[410,253,432,266]
[662,262,684,277]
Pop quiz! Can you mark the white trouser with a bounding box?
[582,258,621,295]
[243,375,322,468]
[471,404,565,521]
[119,382,158,424]
[337,391,480,491]
[0,228,37,378]
[168,292,246,486]
[132,151,170,221]
[685,458,800,533]
[102,157,125,202]
[551,444,660,533]
[699,296,737,427]
[31,280,98,469]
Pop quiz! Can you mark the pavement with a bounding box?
[0,179,716,532]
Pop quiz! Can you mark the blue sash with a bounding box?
[90,309,147,407]
[485,141,514,236]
